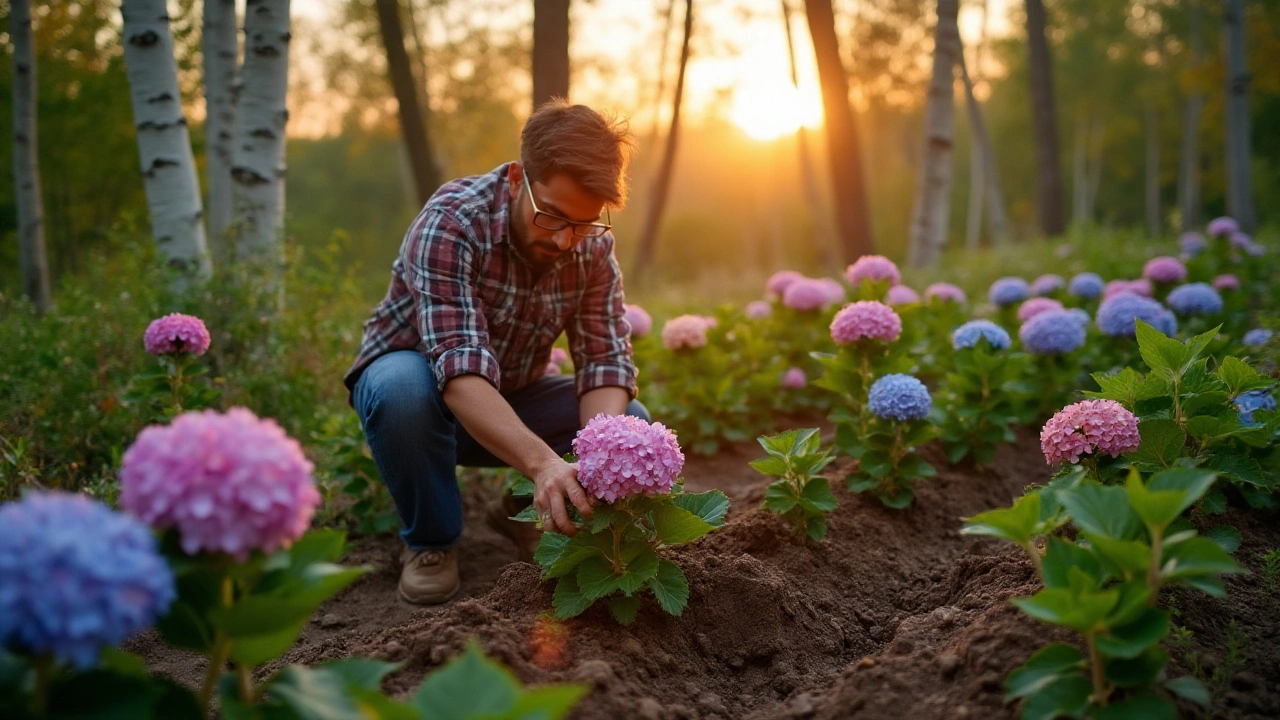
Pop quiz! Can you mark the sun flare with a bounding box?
[728,77,824,141]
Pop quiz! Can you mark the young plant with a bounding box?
[751,428,837,541]
[522,415,729,625]
[125,313,219,418]
[312,411,399,535]
[844,374,937,508]
[963,468,1246,718]
[937,321,1026,467]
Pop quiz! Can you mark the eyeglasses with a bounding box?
[523,178,612,238]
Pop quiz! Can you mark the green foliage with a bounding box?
[936,339,1027,467]
[752,428,837,541]
[311,412,399,536]
[531,486,728,624]
[0,647,203,720]
[842,417,937,509]
[1263,549,1280,597]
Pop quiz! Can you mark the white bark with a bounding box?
[121,0,212,283]
[11,0,52,314]
[959,48,1008,247]
[908,0,960,268]
[203,0,240,256]
[231,0,291,263]
[1223,0,1256,231]
[1177,1,1204,232]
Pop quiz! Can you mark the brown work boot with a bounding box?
[485,498,542,563]
[398,547,460,605]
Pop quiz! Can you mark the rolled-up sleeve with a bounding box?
[568,236,638,398]
[404,209,502,391]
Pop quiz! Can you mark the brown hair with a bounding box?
[520,98,636,208]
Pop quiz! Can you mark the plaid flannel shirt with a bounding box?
[343,163,637,405]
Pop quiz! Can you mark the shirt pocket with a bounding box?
[476,278,516,328]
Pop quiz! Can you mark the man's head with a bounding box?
[508,100,635,268]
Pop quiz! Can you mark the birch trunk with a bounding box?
[203,0,239,258]
[1144,101,1160,238]
[11,0,52,313]
[908,0,960,268]
[1025,0,1066,237]
[782,0,837,272]
[230,0,291,264]
[122,0,211,284]
[959,47,1008,247]
[1177,1,1204,232]
[1223,0,1256,231]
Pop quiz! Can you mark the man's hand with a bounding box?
[531,459,593,536]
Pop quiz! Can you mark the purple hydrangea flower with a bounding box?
[143,313,211,357]
[924,283,967,304]
[989,277,1030,306]
[783,278,833,311]
[816,277,848,305]
[1243,328,1273,347]
[120,408,321,560]
[1020,310,1087,355]
[1228,231,1253,249]
[1096,293,1176,338]
[952,320,1011,350]
[550,347,570,369]
[745,300,772,320]
[1166,283,1224,316]
[830,301,902,344]
[1179,232,1208,257]
[1030,274,1065,296]
[1207,216,1239,237]
[1143,256,1188,284]
[572,414,685,502]
[1068,272,1105,300]
[845,255,901,287]
[1017,297,1066,322]
[1068,308,1091,326]
[660,315,709,350]
[1234,389,1276,425]
[867,374,932,421]
[1243,241,1266,257]
[766,270,806,298]
[1040,400,1141,465]
[781,367,807,389]
[1213,274,1240,291]
[886,285,921,306]
[0,493,175,669]
[624,304,653,338]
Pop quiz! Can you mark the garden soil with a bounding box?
[128,431,1280,719]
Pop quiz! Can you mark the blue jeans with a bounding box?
[352,350,649,551]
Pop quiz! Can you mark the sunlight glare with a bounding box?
[729,76,824,141]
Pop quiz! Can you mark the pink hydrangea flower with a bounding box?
[1040,400,1141,465]
[1143,256,1187,284]
[924,283,967,304]
[143,313,211,357]
[816,278,847,305]
[781,367,807,389]
[886,285,921,306]
[745,300,772,320]
[661,315,709,350]
[783,278,832,311]
[544,361,561,376]
[1212,274,1240,291]
[1017,297,1065,322]
[830,301,902,344]
[550,347,570,367]
[845,255,901,287]
[1207,216,1239,238]
[1103,279,1153,299]
[572,414,684,503]
[699,315,719,329]
[120,408,320,560]
[766,270,806,298]
[623,304,653,338]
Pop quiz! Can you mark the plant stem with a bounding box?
[169,355,186,411]
[611,526,623,573]
[1022,540,1044,580]
[236,663,254,704]
[197,575,235,710]
[32,653,53,716]
[1086,632,1110,706]
[1146,526,1164,600]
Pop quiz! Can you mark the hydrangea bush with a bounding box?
[752,428,838,541]
[845,255,901,300]
[937,322,1027,467]
[844,374,937,508]
[127,313,219,418]
[1019,309,1089,420]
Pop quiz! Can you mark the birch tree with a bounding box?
[121,0,212,283]
[1223,0,1256,232]
[1025,0,1066,237]
[203,0,239,256]
[959,46,1009,247]
[908,0,960,268]
[11,0,52,314]
[230,0,291,264]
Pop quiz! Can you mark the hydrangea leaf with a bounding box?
[1164,676,1211,708]
[1012,587,1118,634]
[507,476,535,498]
[552,575,592,619]
[1004,643,1085,700]
[616,544,660,594]
[1204,524,1242,553]
[1144,468,1217,512]
[1202,453,1268,487]
[845,474,878,493]
[577,556,625,601]
[155,598,216,653]
[509,684,589,719]
[511,504,541,524]
[1094,691,1176,720]
[255,662,380,720]
[1095,608,1169,659]
[962,492,1041,546]
[229,617,308,666]
[1136,321,1190,380]
[1160,536,1246,582]
[897,454,936,479]
[1057,481,1143,541]
[877,486,915,509]
[647,560,690,616]
[1103,646,1168,688]
[749,456,790,477]
[1217,356,1271,395]
[651,504,715,545]
[410,641,521,719]
[1126,419,1186,470]
[208,596,318,638]
[804,516,829,542]
[671,490,729,527]
[1041,537,1105,589]
[606,595,642,626]
[800,478,838,512]
[763,480,800,513]
[533,533,571,570]
[1018,673,1091,720]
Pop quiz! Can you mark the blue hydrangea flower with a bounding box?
[1243,328,1274,347]
[0,493,175,669]
[868,374,932,421]
[1165,283,1224,316]
[952,320,1011,350]
[1068,272,1105,299]
[1030,274,1065,296]
[1096,293,1177,338]
[1020,310,1087,355]
[1234,389,1276,425]
[988,277,1030,306]
[1179,232,1207,257]
[1068,308,1090,326]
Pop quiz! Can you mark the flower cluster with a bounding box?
[886,285,921,306]
[952,320,1011,350]
[1234,389,1276,425]
[845,255,901,287]
[660,315,710,350]
[1143,256,1187,284]
[989,277,1030,306]
[120,408,320,560]
[1017,297,1065,322]
[1179,232,1208,257]
[0,493,176,669]
[782,279,833,311]
[1040,400,1141,465]
[830,301,902,344]
[1228,231,1252,249]
[1243,328,1274,347]
[867,374,932,421]
[781,367,807,389]
[1096,292,1177,338]
[572,414,685,502]
[1068,272,1105,299]
[624,304,653,338]
[1068,308,1091,326]
[816,278,847,305]
[1166,283,1224,316]
[924,282,967,304]
[1207,216,1239,238]
[1213,274,1241,292]
[143,313,211,357]
[1030,274,1065,296]
[766,270,806,298]
[1104,279,1153,299]
[745,300,772,320]
[1020,310,1087,355]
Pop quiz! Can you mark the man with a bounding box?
[343,100,647,605]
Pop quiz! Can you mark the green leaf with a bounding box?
[1104,646,1168,688]
[1204,524,1242,553]
[552,574,593,619]
[1217,356,1271,395]
[1004,643,1085,700]
[1126,469,1216,534]
[1136,321,1189,380]
[508,684,589,719]
[616,545,660,595]
[962,492,1041,546]
[647,560,690,616]
[805,516,829,542]
[1164,676,1211,708]
[285,529,347,569]
[533,533,571,570]
[313,657,402,691]
[257,664,367,720]
[1042,537,1105,589]
[1160,536,1246,582]
[763,480,800,513]
[1057,481,1142,540]
[606,595,642,626]
[228,617,309,666]
[542,534,605,579]
[1084,532,1151,581]
[208,596,316,638]
[1093,691,1176,720]
[1012,587,1118,633]
[651,504,715,545]
[1127,419,1186,469]
[1019,673,1091,720]
[671,490,730,527]
[800,477,838,511]
[877,486,915,509]
[1203,453,1269,487]
[409,641,520,720]
[1095,608,1169,659]
[1200,489,1228,514]
[511,504,540,523]
[577,556,624,601]
[508,476,536,497]
[749,456,789,477]
[846,473,879,493]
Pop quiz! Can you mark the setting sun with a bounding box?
[728,76,824,141]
